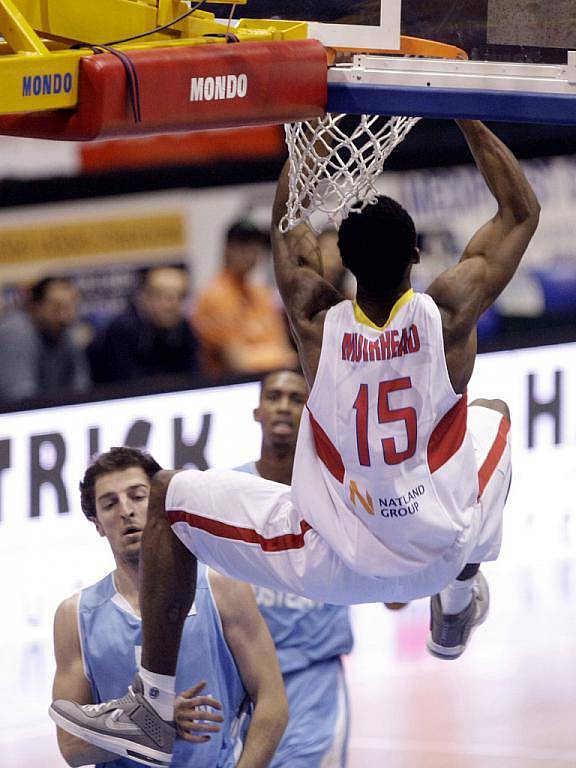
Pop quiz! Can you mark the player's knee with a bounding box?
[470,397,510,421]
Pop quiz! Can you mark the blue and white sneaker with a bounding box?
[427,571,490,660]
[49,674,174,768]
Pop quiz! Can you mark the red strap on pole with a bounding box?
[0,40,328,141]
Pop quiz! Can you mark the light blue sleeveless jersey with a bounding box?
[78,564,247,768]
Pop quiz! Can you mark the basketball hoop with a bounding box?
[281,112,419,232]
[280,36,468,232]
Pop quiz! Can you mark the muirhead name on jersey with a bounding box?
[341,325,420,363]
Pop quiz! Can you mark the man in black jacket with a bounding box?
[89,265,200,385]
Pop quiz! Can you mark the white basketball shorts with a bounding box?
[165,404,510,604]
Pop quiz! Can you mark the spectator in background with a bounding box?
[193,221,298,376]
[89,265,200,385]
[0,276,90,406]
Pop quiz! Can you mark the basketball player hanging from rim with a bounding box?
[51,120,540,767]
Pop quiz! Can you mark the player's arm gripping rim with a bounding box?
[209,570,289,768]
[271,158,344,385]
[427,120,540,393]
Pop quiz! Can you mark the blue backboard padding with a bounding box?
[327,83,576,125]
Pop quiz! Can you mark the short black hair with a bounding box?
[258,368,308,409]
[260,367,305,391]
[338,197,417,291]
[29,276,73,304]
[226,220,267,246]
[80,446,162,520]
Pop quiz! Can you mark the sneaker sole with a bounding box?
[426,573,490,660]
[49,706,171,768]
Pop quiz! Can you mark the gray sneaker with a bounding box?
[427,571,490,660]
[49,674,174,767]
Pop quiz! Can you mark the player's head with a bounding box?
[224,220,267,279]
[28,276,78,340]
[338,197,419,292]
[80,447,162,564]
[137,265,189,330]
[254,369,308,455]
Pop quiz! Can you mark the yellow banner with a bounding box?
[0,213,186,265]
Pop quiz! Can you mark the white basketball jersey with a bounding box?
[292,290,481,580]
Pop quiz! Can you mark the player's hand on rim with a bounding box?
[174,680,224,742]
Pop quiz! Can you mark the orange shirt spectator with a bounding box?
[193,221,297,375]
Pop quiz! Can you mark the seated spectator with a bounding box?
[0,276,90,406]
[193,220,298,375]
[89,265,200,385]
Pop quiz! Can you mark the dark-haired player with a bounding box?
[51,121,539,767]
[50,447,287,767]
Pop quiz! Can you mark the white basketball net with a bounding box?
[281,113,420,232]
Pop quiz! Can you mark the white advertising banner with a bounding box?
[469,342,575,566]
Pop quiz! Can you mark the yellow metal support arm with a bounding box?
[0,0,48,54]
[9,0,250,46]
[0,0,309,115]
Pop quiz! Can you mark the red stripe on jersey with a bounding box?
[307,407,346,484]
[477,416,510,498]
[167,509,313,552]
[427,393,468,474]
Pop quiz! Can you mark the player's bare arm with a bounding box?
[271,159,343,384]
[52,596,119,767]
[209,570,289,768]
[427,120,540,392]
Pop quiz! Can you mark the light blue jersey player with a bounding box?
[236,369,354,767]
[51,448,288,768]
[78,565,246,768]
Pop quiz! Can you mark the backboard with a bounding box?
[324,0,576,124]
[401,0,576,66]
[281,0,576,228]
[211,0,401,51]
[214,0,575,60]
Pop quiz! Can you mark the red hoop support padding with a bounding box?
[0,40,328,141]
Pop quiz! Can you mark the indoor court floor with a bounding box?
[347,557,576,768]
[3,555,575,768]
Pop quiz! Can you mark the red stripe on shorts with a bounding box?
[427,393,468,473]
[167,510,313,552]
[307,407,345,484]
[477,416,510,498]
